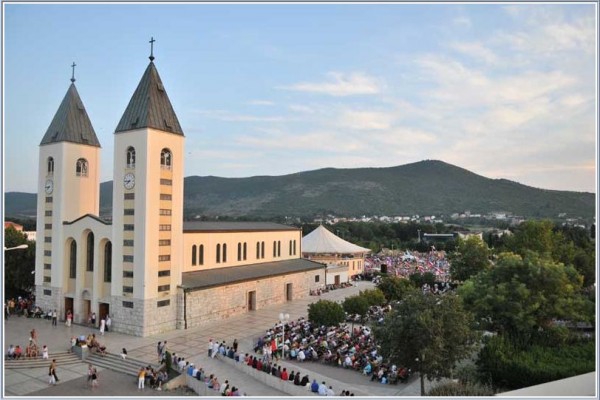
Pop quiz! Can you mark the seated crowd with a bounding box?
[254,317,410,385]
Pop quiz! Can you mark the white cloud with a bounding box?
[248,100,274,106]
[452,16,472,28]
[194,109,285,122]
[279,72,383,97]
[336,110,395,131]
[450,41,498,64]
[288,104,316,114]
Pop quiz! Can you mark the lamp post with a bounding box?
[4,244,28,251]
[279,312,289,359]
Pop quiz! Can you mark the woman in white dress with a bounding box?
[99,318,106,336]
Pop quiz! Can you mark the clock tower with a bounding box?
[111,47,185,336]
[35,66,101,312]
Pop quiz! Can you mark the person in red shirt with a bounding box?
[281,367,289,380]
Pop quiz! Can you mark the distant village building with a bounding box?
[302,225,370,284]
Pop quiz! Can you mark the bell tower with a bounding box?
[111,38,185,336]
[35,63,101,312]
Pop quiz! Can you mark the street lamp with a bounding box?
[279,312,290,359]
[4,244,28,251]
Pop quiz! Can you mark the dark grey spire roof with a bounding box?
[40,83,100,147]
[115,62,184,135]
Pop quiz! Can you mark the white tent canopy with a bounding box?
[302,225,371,254]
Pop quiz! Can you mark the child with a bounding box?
[42,345,49,359]
[121,347,128,360]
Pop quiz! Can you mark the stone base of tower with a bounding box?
[109,295,179,337]
[34,285,64,316]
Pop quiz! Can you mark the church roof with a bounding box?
[302,225,371,254]
[181,258,325,291]
[40,83,100,147]
[115,61,184,135]
[183,221,299,233]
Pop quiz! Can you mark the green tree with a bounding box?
[4,227,36,298]
[449,236,491,282]
[374,292,477,395]
[459,251,587,336]
[504,220,556,258]
[308,299,345,327]
[359,288,386,306]
[377,276,416,302]
[409,271,436,288]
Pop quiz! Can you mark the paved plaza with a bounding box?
[4,281,432,397]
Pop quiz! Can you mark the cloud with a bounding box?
[452,16,472,28]
[336,110,395,130]
[450,41,498,64]
[248,100,274,106]
[288,104,316,114]
[279,72,383,96]
[194,109,285,122]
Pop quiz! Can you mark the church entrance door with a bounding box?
[248,291,256,311]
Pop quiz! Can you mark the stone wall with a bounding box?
[184,269,325,329]
[34,285,63,316]
[110,294,178,337]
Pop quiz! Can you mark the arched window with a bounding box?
[237,243,242,261]
[47,157,54,175]
[223,244,227,263]
[160,149,172,170]
[293,240,297,255]
[76,158,88,177]
[104,241,112,283]
[86,232,94,271]
[126,146,136,168]
[243,242,247,261]
[192,245,197,266]
[69,241,77,279]
[216,244,221,263]
[199,245,204,265]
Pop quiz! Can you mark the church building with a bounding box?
[34,46,326,336]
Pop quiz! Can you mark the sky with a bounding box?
[3,2,597,194]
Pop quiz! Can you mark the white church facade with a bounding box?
[34,50,325,337]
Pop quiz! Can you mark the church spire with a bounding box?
[40,66,100,147]
[114,46,184,135]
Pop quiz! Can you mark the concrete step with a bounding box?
[5,351,80,369]
[87,352,161,377]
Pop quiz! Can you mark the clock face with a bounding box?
[123,173,135,190]
[44,179,54,194]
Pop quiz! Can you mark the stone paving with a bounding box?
[3,281,433,397]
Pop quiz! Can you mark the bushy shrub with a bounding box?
[428,381,495,396]
[477,335,595,390]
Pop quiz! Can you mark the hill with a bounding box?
[5,160,595,220]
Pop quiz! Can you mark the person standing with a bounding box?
[66,310,72,327]
[99,317,106,336]
[51,309,57,326]
[105,315,112,332]
[91,367,99,389]
[50,359,59,383]
[233,338,239,353]
[208,338,213,357]
[91,312,97,327]
[137,366,146,389]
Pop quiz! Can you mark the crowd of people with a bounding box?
[252,317,409,386]
[365,249,451,281]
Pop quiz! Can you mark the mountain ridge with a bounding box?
[5,160,594,220]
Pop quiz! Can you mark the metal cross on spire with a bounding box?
[70,62,76,83]
[149,37,156,61]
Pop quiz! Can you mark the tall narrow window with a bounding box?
[199,245,204,265]
[223,244,227,263]
[216,244,221,263]
[69,241,77,279]
[76,158,88,177]
[243,242,247,260]
[47,157,54,175]
[237,243,242,261]
[278,241,281,257]
[293,240,297,255]
[86,232,94,271]
[256,242,260,259]
[126,146,136,168]
[273,241,277,257]
[261,241,265,259]
[104,241,112,282]
[160,148,172,170]
[192,245,197,266]
[289,240,292,256]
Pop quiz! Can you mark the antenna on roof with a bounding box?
[149,36,156,61]
[70,62,76,83]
